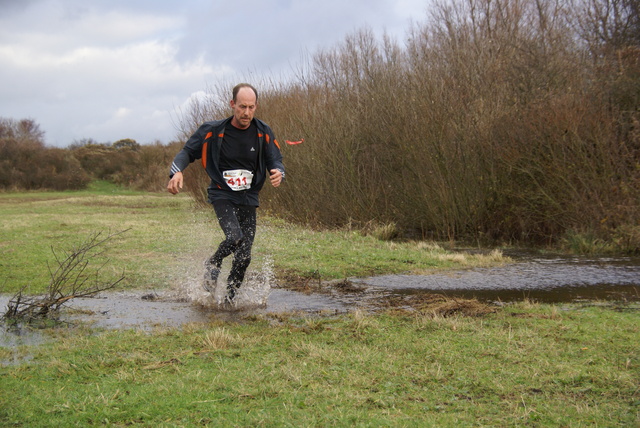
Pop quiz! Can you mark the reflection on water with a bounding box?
[0,289,358,333]
[354,252,640,303]
[1,252,638,342]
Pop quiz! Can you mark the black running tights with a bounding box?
[207,200,256,288]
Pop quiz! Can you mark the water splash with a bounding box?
[234,256,274,307]
[180,256,274,310]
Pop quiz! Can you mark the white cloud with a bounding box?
[114,107,131,119]
[0,0,431,147]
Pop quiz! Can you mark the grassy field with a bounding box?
[1,185,639,426]
[0,182,508,295]
[1,302,638,426]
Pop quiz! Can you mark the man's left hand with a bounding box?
[269,169,283,187]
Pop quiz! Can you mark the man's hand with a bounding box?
[269,169,283,188]
[167,171,183,194]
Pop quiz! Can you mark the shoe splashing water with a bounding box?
[196,257,273,310]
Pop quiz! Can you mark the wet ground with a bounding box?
[1,252,639,336]
[354,252,640,304]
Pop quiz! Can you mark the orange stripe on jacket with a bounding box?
[201,132,214,169]
[263,133,280,149]
[201,142,208,168]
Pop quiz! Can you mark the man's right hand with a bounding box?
[167,171,183,194]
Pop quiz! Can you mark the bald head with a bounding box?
[232,83,258,102]
[230,84,258,129]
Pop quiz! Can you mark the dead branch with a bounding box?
[2,229,130,323]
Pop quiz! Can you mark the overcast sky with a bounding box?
[0,0,430,147]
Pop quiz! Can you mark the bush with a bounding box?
[249,0,638,248]
[0,118,90,190]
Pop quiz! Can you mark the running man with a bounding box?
[167,83,285,303]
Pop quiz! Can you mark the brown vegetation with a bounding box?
[253,0,638,251]
[2,0,638,251]
[69,139,183,192]
[0,118,90,190]
[0,120,182,193]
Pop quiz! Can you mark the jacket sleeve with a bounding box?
[263,125,285,178]
[169,124,209,177]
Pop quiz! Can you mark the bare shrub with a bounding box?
[3,230,128,324]
[111,141,180,192]
[0,118,91,190]
[171,0,639,249]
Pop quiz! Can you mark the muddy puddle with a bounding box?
[1,252,639,338]
[354,252,640,304]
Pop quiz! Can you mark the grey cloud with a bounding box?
[0,0,425,146]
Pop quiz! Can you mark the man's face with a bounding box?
[230,87,257,129]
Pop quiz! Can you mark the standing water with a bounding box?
[183,257,274,309]
[352,251,640,303]
[1,252,638,336]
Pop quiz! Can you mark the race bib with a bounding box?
[223,169,253,191]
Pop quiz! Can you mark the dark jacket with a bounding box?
[170,116,284,206]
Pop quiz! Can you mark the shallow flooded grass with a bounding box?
[0,188,509,295]
[1,301,638,426]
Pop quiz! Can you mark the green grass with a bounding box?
[1,187,638,426]
[0,187,508,295]
[0,187,205,294]
[1,302,638,426]
[254,217,508,280]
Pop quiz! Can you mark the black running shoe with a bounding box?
[203,263,220,293]
[202,279,215,293]
[226,284,237,302]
